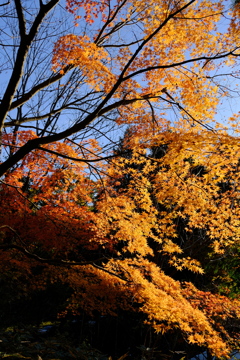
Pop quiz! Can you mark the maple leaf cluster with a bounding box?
[0,0,240,358]
[1,127,240,357]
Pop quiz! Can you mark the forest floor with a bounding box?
[0,323,113,360]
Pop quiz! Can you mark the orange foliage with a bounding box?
[1,128,240,357]
[0,0,240,357]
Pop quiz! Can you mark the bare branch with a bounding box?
[14,0,26,38]
[0,0,10,6]
[0,0,60,132]
[9,65,74,111]
[0,96,151,175]
[122,49,240,82]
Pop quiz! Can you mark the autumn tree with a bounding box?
[0,0,240,358]
[112,128,240,297]
[1,129,240,358]
[0,0,240,174]
[93,127,240,353]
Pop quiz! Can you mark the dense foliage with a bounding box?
[0,0,240,358]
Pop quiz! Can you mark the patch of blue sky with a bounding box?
[0,0,239,164]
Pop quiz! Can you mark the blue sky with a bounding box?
[0,0,239,158]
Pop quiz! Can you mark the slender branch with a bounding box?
[14,0,26,38]
[122,49,240,82]
[95,0,129,45]
[119,0,197,81]
[0,243,128,281]
[0,243,103,266]
[174,10,225,20]
[0,179,40,210]
[0,1,10,5]
[0,0,219,177]
[6,89,100,126]
[65,0,198,147]
[0,87,214,176]
[0,225,24,244]
[103,39,142,48]
[37,146,122,163]
[9,65,74,111]
[163,90,215,131]
[0,0,60,132]
[145,99,157,125]
[91,263,128,282]
[0,96,150,176]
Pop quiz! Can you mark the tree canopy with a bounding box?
[0,0,240,358]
